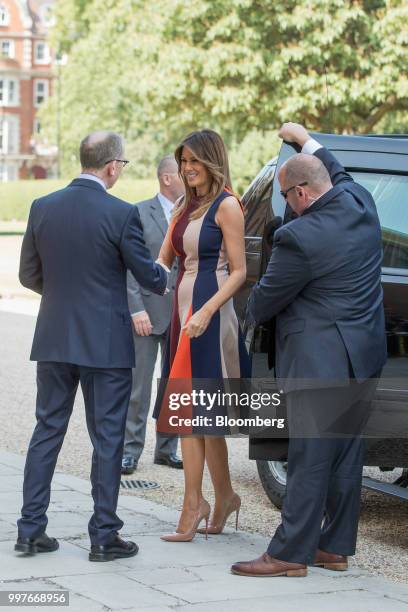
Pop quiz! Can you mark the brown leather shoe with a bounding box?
[231,552,307,577]
[313,549,348,571]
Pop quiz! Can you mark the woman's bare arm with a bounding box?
[157,225,176,271]
[208,196,246,311]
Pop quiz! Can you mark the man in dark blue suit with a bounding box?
[16,131,168,562]
[232,123,387,577]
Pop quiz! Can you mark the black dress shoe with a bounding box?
[154,453,183,469]
[89,535,139,562]
[15,533,59,554]
[121,455,137,475]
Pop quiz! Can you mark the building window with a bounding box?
[0,164,18,182]
[34,41,50,64]
[34,80,49,107]
[0,78,19,106]
[1,39,14,57]
[42,4,55,27]
[0,4,10,26]
[0,115,19,155]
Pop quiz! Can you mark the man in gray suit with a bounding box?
[122,156,184,474]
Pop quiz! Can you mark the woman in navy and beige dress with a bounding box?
[154,129,251,541]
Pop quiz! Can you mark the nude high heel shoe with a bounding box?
[197,493,241,535]
[160,500,211,542]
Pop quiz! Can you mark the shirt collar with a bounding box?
[157,192,174,213]
[301,184,344,216]
[78,173,107,191]
[157,193,175,223]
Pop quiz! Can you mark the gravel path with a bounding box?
[1,309,407,584]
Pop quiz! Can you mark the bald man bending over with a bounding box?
[231,123,386,577]
[17,131,167,562]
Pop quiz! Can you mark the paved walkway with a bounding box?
[1,451,408,611]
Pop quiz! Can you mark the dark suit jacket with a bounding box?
[248,147,387,391]
[127,195,177,335]
[19,178,167,368]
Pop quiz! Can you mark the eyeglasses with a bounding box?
[104,159,130,167]
[280,181,308,200]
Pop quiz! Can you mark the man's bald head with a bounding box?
[157,155,184,203]
[80,131,124,170]
[157,155,178,179]
[280,154,332,195]
[278,153,332,215]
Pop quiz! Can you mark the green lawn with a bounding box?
[0,178,157,222]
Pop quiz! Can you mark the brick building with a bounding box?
[0,0,57,182]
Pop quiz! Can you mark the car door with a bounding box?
[235,159,278,376]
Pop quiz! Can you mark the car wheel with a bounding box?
[256,459,287,509]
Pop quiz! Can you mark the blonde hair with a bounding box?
[174,129,233,221]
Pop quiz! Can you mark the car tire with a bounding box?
[256,460,287,509]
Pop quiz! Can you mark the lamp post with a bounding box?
[55,51,62,179]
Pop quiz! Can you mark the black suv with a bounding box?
[235,133,408,508]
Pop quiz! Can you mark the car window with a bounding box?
[351,172,408,271]
[242,163,276,238]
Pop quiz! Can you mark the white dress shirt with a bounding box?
[300,137,328,209]
[157,192,174,223]
[301,138,322,155]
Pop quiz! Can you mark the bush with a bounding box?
[229,130,281,195]
[0,179,157,222]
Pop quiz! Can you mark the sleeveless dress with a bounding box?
[153,190,251,435]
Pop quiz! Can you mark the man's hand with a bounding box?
[132,311,153,336]
[278,123,310,147]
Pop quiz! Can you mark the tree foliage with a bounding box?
[42,0,408,183]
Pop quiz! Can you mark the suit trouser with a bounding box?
[17,362,132,545]
[123,332,178,461]
[267,376,378,564]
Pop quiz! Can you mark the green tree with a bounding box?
[42,0,408,182]
[150,0,408,136]
[43,0,166,177]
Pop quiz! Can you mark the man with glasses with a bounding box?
[123,156,184,475]
[232,122,386,578]
[17,131,168,562]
